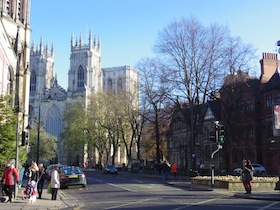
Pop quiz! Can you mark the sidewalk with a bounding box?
[137,171,280,201]
[166,180,280,201]
[0,180,78,210]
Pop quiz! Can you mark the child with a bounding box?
[23,180,37,203]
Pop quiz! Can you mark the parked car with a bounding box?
[45,164,68,180]
[233,164,267,176]
[59,166,87,189]
[103,165,118,174]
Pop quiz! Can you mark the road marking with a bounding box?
[172,198,219,210]
[132,179,144,183]
[257,202,279,210]
[105,198,155,209]
[94,179,103,182]
[108,182,133,192]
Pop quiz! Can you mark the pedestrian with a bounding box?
[1,160,20,202]
[171,163,179,179]
[27,162,39,183]
[161,161,170,181]
[50,165,60,200]
[242,159,254,194]
[19,164,25,187]
[37,163,46,199]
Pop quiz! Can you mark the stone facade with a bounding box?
[0,0,31,162]
[29,32,139,166]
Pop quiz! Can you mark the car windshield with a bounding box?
[63,167,82,175]
[107,165,115,169]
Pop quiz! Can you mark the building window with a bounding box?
[77,66,84,88]
[239,100,245,113]
[246,99,253,112]
[46,105,62,138]
[117,78,123,91]
[266,94,273,108]
[107,79,113,91]
[30,72,36,94]
[249,126,255,139]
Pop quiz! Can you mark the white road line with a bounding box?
[94,179,103,182]
[257,202,279,210]
[172,198,219,210]
[108,182,133,192]
[132,179,144,183]
[105,198,155,209]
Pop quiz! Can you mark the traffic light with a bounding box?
[218,125,225,143]
[209,131,216,142]
[21,131,29,146]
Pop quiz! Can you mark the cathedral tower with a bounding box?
[29,38,55,99]
[68,31,102,101]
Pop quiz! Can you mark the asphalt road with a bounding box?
[61,170,280,210]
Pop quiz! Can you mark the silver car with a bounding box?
[233,164,267,176]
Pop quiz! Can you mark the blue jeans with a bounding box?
[162,172,168,181]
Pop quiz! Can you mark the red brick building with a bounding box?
[167,52,280,175]
[221,53,280,175]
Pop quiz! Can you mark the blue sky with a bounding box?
[30,0,280,89]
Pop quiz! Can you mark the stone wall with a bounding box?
[191,179,278,191]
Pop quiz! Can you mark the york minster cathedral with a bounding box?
[29,32,139,166]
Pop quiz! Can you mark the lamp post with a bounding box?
[36,100,41,164]
[14,122,20,199]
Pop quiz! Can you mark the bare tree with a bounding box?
[153,17,256,169]
[136,57,171,163]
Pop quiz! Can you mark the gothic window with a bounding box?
[204,108,213,120]
[266,94,273,108]
[46,105,62,138]
[77,65,84,88]
[246,99,253,112]
[248,126,255,139]
[239,100,245,113]
[30,71,36,95]
[107,78,113,91]
[117,78,123,91]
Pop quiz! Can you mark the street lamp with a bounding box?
[36,100,41,164]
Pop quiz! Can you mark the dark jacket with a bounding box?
[38,168,46,183]
[242,163,253,182]
[161,162,170,173]
[27,168,38,182]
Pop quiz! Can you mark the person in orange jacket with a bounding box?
[171,163,179,179]
[1,160,20,202]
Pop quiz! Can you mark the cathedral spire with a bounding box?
[45,42,49,56]
[40,37,44,54]
[71,33,74,47]
[79,33,84,47]
[51,42,54,56]
[31,41,36,53]
[98,37,101,50]
[89,30,92,46]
